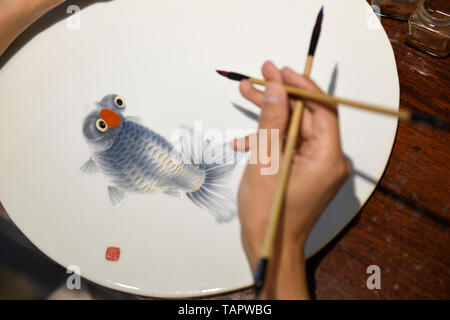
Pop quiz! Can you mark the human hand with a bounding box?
[233,61,350,298]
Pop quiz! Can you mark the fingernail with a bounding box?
[264,60,276,68]
[263,82,282,105]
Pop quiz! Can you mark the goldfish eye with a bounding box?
[96,119,108,132]
[114,96,125,108]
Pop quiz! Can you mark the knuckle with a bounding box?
[260,109,286,129]
[336,158,351,182]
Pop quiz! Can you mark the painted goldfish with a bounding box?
[81,94,237,223]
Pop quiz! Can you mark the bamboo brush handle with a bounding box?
[261,56,314,258]
[248,77,410,120]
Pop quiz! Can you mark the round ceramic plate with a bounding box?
[0,0,398,297]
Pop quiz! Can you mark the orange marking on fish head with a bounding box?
[100,108,121,128]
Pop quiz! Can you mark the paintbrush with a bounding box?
[217,6,445,297]
[216,70,446,128]
[248,6,324,296]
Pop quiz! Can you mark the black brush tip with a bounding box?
[216,70,250,81]
[254,258,268,297]
[410,113,448,129]
[308,7,324,56]
[216,70,229,77]
[316,6,324,25]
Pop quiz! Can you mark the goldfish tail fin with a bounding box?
[187,182,236,223]
[180,128,242,223]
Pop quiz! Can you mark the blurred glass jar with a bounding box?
[372,0,420,21]
[406,0,450,57]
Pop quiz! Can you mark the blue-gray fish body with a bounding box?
[94,120,205,195]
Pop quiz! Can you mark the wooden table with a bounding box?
[220,17,450,300]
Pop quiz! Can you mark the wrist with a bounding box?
[241,230,263,272]
[260,241,308,300]
[241,215,310,273]
[283,201,331,248]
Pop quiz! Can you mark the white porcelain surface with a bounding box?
[0,0,398,297]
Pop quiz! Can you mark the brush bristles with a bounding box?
[410,113,447,128]
[316,6,324,25]
[216,70,250,81]
[308,7,324,56]
[254,258,268,296]
[216,70,228,77]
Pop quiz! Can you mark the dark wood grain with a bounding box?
[222,16,450,300]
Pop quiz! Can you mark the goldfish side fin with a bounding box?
[163,188,184,199]
[108,186,126,207]
[80,158,99,175]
